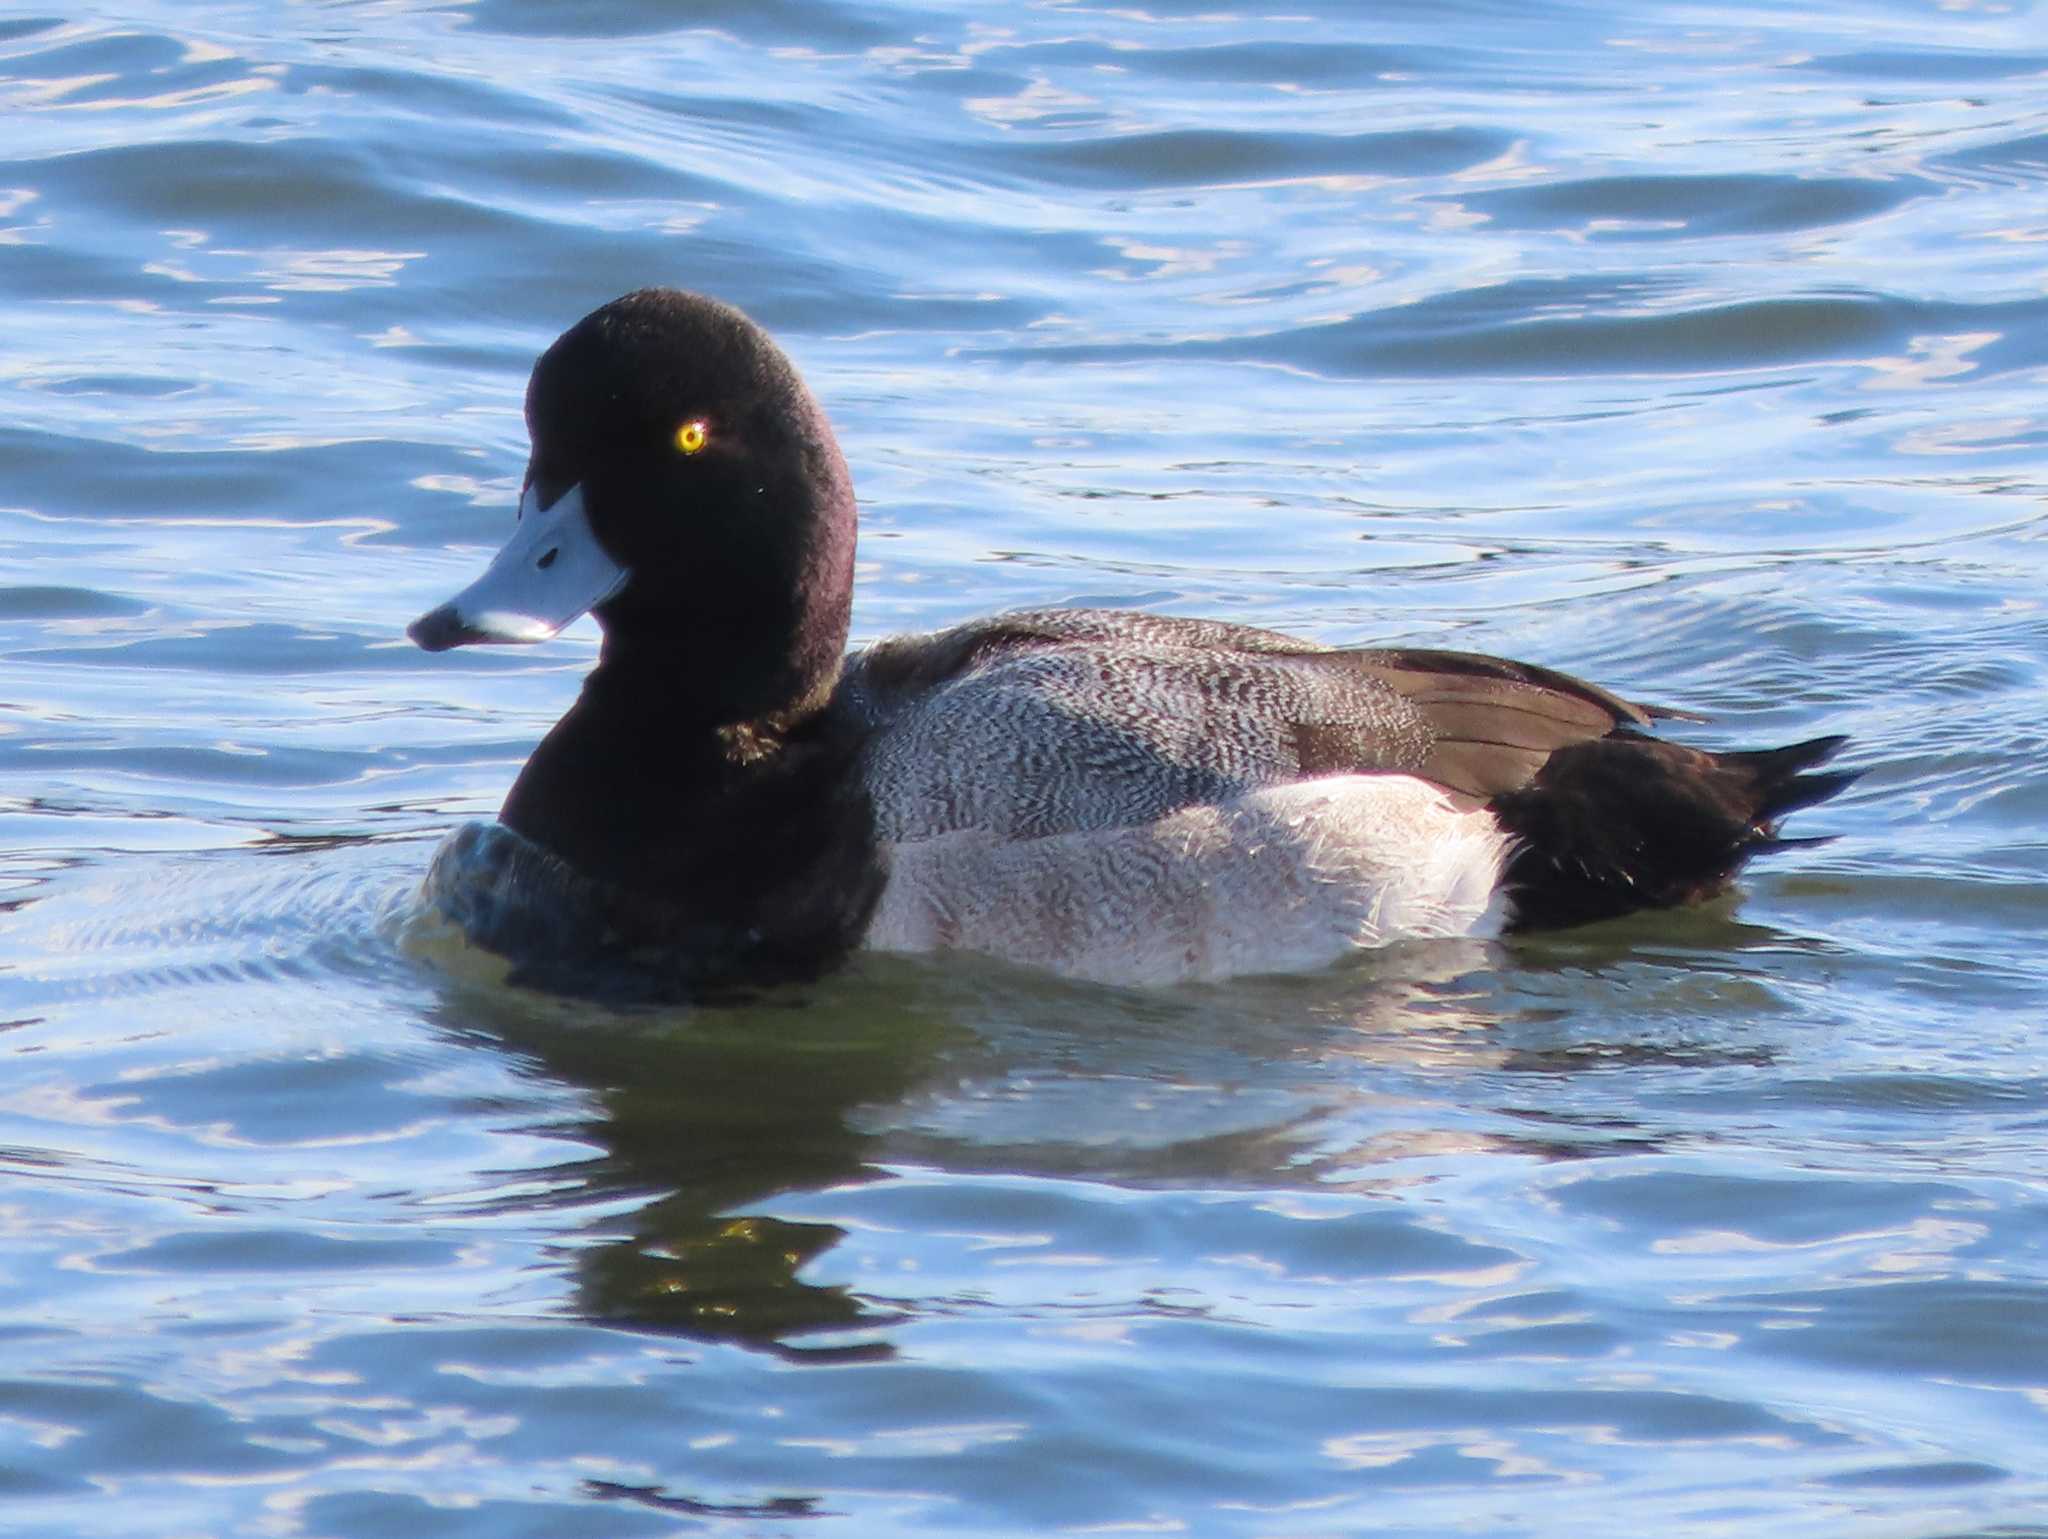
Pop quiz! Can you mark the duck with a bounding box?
[407,287,1854,991]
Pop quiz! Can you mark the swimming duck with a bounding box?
[408,288,1853,989]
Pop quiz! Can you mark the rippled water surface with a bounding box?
[4,2,2048,1534]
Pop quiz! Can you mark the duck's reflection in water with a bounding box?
[416,919,1799,1354]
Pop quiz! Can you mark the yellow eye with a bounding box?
[674,419,709,456]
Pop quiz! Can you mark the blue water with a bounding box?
[4,2,2048,1534]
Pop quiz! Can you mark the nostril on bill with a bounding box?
[537,548,559,569]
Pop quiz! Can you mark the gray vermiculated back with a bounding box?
[839,608,1646,840]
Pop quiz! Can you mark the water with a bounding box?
[4,1,2047,1533]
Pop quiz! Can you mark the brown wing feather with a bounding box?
[1348,649,1655,727]
[1217,648,1651,799]
[1411,741,1554,802]
[1328,648,1657,798]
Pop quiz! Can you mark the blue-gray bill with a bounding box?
[408,482,627,652]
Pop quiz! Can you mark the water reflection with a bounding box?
[415,930,1800,1352]
[425,974,959,1355]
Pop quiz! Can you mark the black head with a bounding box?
[410,289,858,723]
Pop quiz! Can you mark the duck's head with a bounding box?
[409,289,857,720]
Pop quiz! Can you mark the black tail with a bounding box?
[1491,731,1857,932]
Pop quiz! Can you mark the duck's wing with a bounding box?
[1325,646,1659,800]
[838,609,1663,841]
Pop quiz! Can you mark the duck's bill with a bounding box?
[408,482,628,652]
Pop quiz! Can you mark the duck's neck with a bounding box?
[500,651,834,887]
[598,622,842,719]
[496,651,882,980]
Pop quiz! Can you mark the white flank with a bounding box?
[865,774,1511,986]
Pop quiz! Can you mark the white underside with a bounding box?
[864,774,1512,986]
